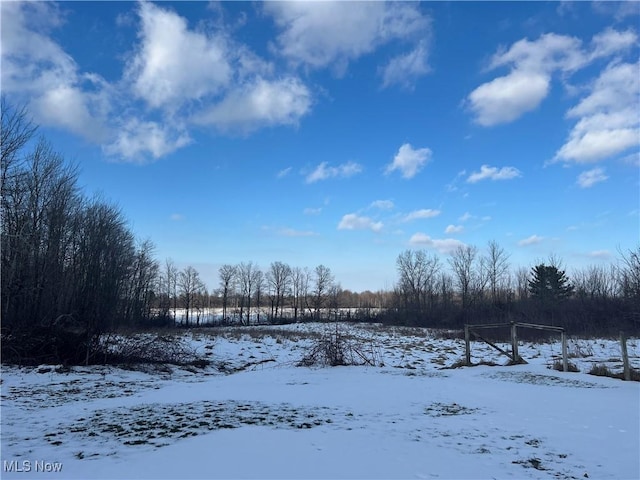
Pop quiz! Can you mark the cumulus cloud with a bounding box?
[401,209,441,222]
[554,61,640,164]
[265,1,430,84]
[467,70,550,126]
[518,234,544,246]
[306,161,363,183]
[0,1,315,162]
[409,233,465,254]
[1,2,111,142]
[386,143,432,179]
[445,224,464,234]
[380,39,431,89]
[338,214,383,233]
[467,165,522,183]
[577,167,609,188]
[194,77,312,133]
[104,118,191,161]
[125,1,233,110]
[590,28,638,60]
[467,29,637,129]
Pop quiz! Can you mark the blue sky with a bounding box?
[2,1,639,292]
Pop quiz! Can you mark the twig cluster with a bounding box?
[298,328,383,367]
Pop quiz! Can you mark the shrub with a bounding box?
[298,327,383,367]
[588,363,613,377]
[550,359,579,372]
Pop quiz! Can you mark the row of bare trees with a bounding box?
[211,262,340,324]
[1,100,160,364]
[391,242,640,334]
[147,261,351,326]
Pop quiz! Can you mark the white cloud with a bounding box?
[386,143,432,179]
[370,200,395,211]
[303,207,322,216]
[409,233,465,254]
[277,167,292,178]
[105,118,191,161]
[467,29,638,127]
[1,2,111,142]
[590,28,638,60]
[554,61,640,164]
[306,161,363,183]
[401,209,441,222]
[467,70,550,126]
[459,212,473,222]
[621,151,640,167]
[577,167,609,188]
[0,1,316,162]
[194,76,312,133]
[587,249,611,259]
[278,228,318,237]
[126,1,233,110]
[467,165,522,183]
[445,224,464,234]
[518,234,544,246]
[264,2,429,74]
[592,1,640,21]
[380,39,431,89]
[488,33,586,73]
[338,214,383,233]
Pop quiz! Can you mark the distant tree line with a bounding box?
[388,243,640,336]
[2,99,638,365]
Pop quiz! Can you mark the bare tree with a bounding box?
[254,269,265,324]
[449,245,487,312]
[312,264,334,320]
[485,240,510,305]
[179,266,202,327]
[395,249,440,324]
[238,261,260,325]
[514,267,530,301]
[618,245,640,300]
[161,259,179,322]
[267,261,291,321]
[218,264,236,323]
[125,239,159,326]
[1,97,37,195]
[291,266,309,321]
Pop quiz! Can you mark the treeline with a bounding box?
[1,101,159,364]
[388,243,640,336]
[152,261,388,327]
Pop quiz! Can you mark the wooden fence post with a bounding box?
[465,325,471,366]
[620,331,631,381]
[561,330,568,372]
[510,322,519,364]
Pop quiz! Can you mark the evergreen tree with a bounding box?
[528,264,574,302]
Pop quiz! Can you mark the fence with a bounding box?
[464,321,568,371]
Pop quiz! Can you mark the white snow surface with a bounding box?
[1,322,639,480]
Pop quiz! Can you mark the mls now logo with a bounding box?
[4,460,63,473]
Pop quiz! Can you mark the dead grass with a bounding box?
[550,359,580,372]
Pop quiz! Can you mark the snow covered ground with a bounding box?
[1,323,639,479]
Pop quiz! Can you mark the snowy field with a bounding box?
[1,322,639,480]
